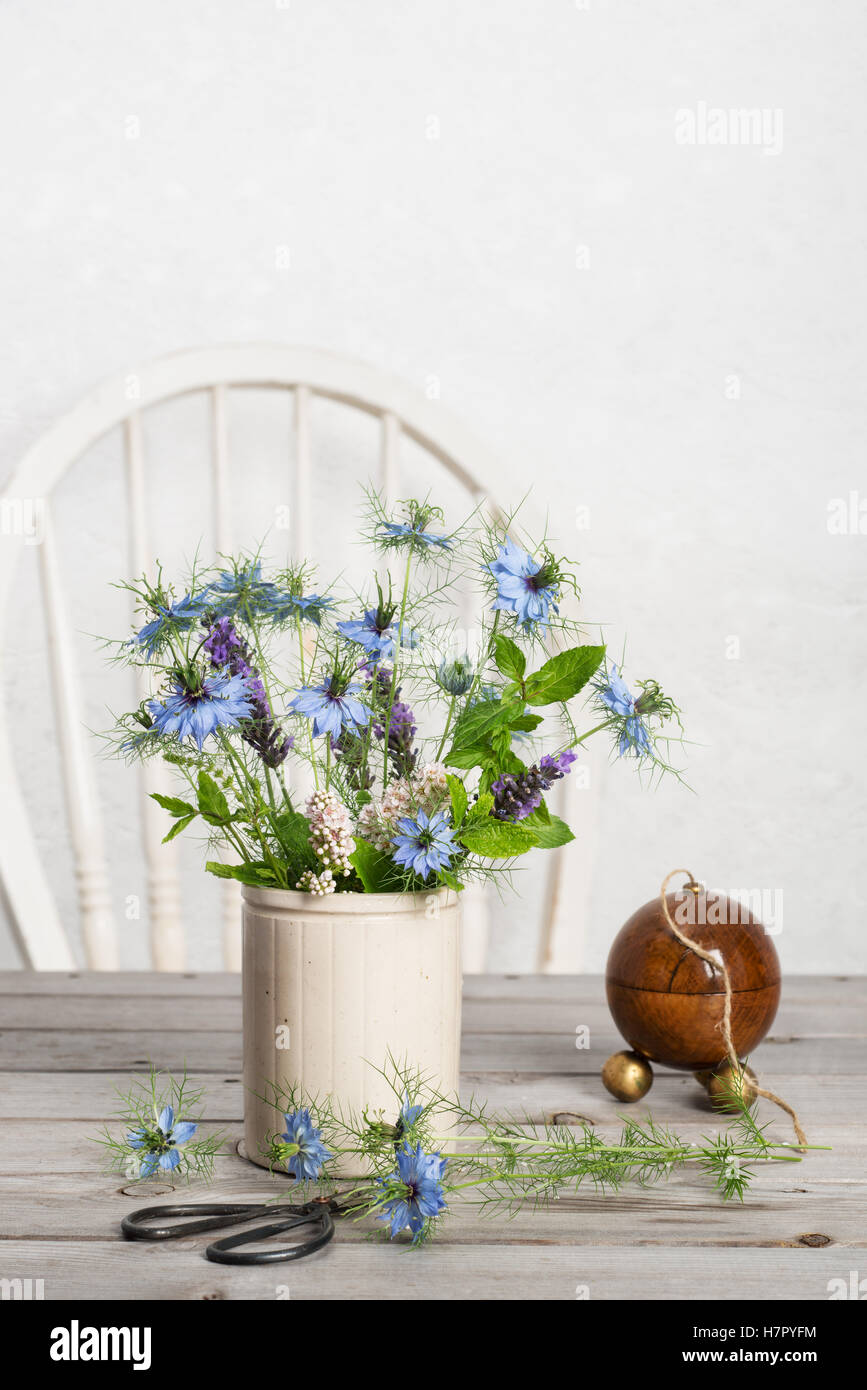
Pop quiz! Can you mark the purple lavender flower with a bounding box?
[376,699,417,775]
[203,616,245,668]
[201,617,293,767]
[492,750,577,821]
[491,767,547,821]
[540,750,578,780]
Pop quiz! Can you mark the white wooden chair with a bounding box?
[0,345,568,972]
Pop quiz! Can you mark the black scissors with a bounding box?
[122,1195,349,1265]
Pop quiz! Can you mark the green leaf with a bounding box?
[444,744,493,771]
[197,771,231,826]
[161,812,197,844]
[524,645,605,706]
[449,698,509,751]
[493,634,526,682]
[446,774,467,829]
[509,713,544,734]
[458,819,539,858]
[465,792,495,823]
[521,812,574,848]
[349,839,402,893]
[150,792,196,818]
[205,860,281,886]
[439,868,465,893]
[491,727,512,762]
[271,811,313,858]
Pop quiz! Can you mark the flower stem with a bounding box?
[434,695,457,762]
[381,552,413,789]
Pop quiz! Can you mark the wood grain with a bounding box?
[0,971,863,1301]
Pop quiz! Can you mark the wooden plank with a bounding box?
[0,1027,857,1074]
[0,972,241,997]
[0,1070,861,1130]
[0,1238,855,1300]
[2,1166,864,1245]
[0,1118,859,1180]
[1,971,864,1006]
[1,993,863,1038]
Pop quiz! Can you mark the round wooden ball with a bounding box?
[605,889,780,1071]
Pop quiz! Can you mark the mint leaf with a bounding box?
[465,792,495,823]
[449,698,509,751]
[350,838,401,892]
[458,819,539,858]
[197,771,231,826]
[493,634,526,682]
[446,774,467,828]
[444,744,493,771]
[524,645,605,706]
[205,860,281,886]
[522,812,574,847]
[150,792,196,818]
[509,713,543,733]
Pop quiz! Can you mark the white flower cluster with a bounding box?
[358,762,451,851]
[306,789,354,876]
[296,868,336,896]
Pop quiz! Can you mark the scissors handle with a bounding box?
[122,1203,273,1241]
[206,1208,334,1265]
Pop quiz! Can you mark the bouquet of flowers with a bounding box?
[106,492,682,895]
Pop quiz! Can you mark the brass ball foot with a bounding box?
[601,1050,654,1103]
[707,1060,759,1111]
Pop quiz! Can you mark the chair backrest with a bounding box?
[0,345,566,972]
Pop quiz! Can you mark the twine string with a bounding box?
[659,869,807,1150]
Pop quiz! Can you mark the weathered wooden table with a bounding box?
[0,972,863,1301]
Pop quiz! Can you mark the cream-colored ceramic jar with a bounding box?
[241,884,462,1172]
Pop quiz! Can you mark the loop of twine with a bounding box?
[660,869,807,1150]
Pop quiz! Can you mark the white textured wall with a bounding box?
[0,0,864,972]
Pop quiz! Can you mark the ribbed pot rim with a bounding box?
[240,883,458,914]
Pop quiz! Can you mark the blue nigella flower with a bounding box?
[208,560,274,612]
[392,808,456,879]
[290,678,372,739]
[133,593,206,658]
[594,666,653,757]
[338,609,396,661]
[147,671,255,750]
[280,1108,333,1184]
[376,1143,448,1241]
[379,521,452,550]
[127,1105,198,1176]
[264,591,335,627]
[398,1098,425,1131]
[488,538,560,631]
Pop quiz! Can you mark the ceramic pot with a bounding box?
[241,884,462,1171]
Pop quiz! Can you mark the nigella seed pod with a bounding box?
[437,655,474,696]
